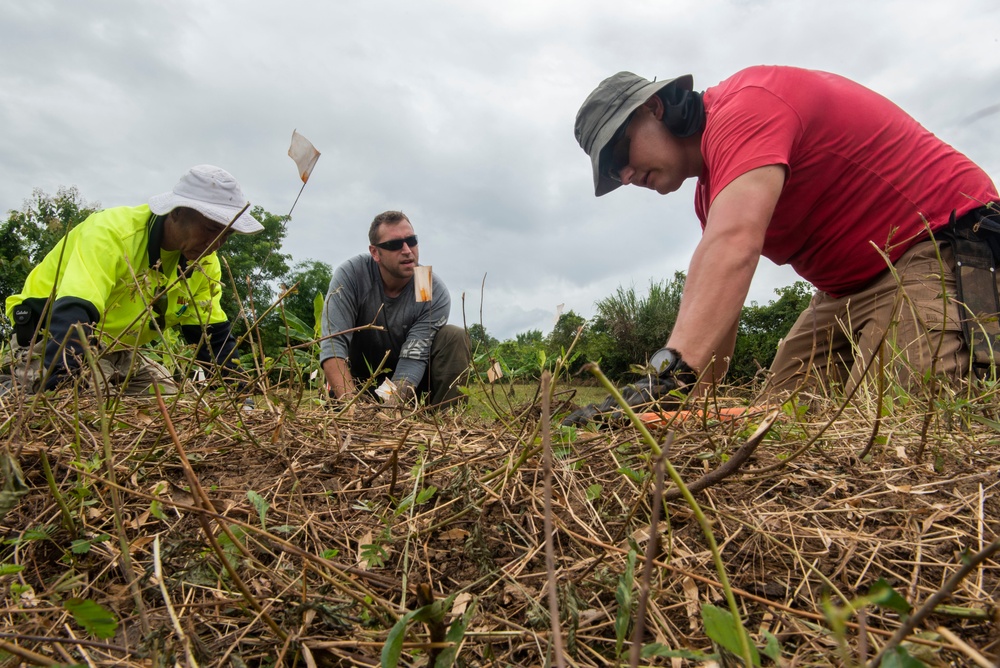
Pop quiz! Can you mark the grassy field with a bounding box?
[462,380,610,421]
[1,375,998,667]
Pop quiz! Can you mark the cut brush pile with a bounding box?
[0,381,998,667]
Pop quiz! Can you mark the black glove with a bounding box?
[562,348,696,427]
[561,403,602,427]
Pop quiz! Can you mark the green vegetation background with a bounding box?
[0,188,812,386]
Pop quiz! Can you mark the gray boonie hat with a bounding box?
[575,72,693,197]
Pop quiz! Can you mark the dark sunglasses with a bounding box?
[606,116,634,182]
[374,234,418,251]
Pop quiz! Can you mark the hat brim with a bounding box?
[148,193,264,234]
[589,74,693,197]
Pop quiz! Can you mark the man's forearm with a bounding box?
[667,164,784,379]
[322,357,356,399]
[667,235,756,374]
[392,356,427,390]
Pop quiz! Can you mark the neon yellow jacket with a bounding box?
[7,204,228,348]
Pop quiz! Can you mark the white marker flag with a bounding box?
[553,303,565,328]
[288,130,321,183]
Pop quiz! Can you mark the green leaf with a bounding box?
[150,498,167,521]
[641,643,714,660]
[614,549,637,657]
[415,485,437,505]
[382,609,421,668]
[0,452,29,523]
[702,604,760,666]
[381,602,449,668]
[869,579,912,619]
[313,292,325,339]
[395,494,415,516]
[0,563,25,576]
[617,467,645,484]
[10,583,32,596]
[70,539,93,555]
[4,525,56,546]
[64,598,119,639]
[360,543,387,569]
[882,646,927,668]
[969,413,1000,431]
[247,490,269,528]
[23,527,55,541]
[278,310,314,342]
[585,484,602,501]
[216,525,247,570]
[434,598,477,668]
[762,630,782,661]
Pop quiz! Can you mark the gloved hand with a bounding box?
[562,348,696,427]
[382,379,416,409]
[561,403,603,427]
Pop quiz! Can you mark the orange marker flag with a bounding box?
[288,130,321,183]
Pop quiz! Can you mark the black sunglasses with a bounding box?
[374,234,418,251]
[606,115,634,182]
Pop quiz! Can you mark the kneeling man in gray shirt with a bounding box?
[319,210,471,407]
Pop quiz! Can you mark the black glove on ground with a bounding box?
[562,349,696,427]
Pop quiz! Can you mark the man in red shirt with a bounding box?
[568,65,999,421]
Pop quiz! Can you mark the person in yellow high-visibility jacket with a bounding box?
[5,164,264,395]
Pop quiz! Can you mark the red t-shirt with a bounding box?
[695,65,998,297]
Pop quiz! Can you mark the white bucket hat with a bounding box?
[148,165,264,233]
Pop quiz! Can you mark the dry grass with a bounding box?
[0,378,998,667]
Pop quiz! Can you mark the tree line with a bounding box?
[470,273,811,386]
[0,188,333,375]
[0,187,812,386]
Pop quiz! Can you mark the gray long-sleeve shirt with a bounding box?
[319,254,451,388]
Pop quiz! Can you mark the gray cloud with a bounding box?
[1,0,997,341]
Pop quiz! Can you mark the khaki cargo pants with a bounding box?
[766,240,977,396]
[8,338,179,396]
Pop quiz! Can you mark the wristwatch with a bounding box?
[648,347,698,386]
[649,347,679,373]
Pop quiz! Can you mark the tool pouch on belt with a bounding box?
[946,206,1000,369]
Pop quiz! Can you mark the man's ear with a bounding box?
[369,245,380,263]
[643,94,665,120]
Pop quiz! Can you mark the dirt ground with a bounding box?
[0,386,998,667]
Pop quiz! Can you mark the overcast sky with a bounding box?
[2,1,998,341]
